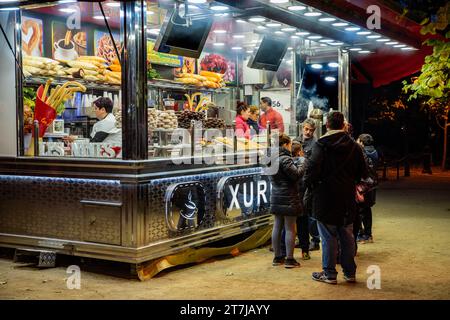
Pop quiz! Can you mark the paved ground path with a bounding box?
[1,169,449,299]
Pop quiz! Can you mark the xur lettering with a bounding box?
[228,180,268,210]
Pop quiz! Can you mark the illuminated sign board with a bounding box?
[165,182,206,232]
[217,174,270,219]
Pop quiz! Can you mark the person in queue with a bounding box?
[295,118,321,251]
[259,97,285,134]
[65,97,121,144]
[279,141,310,260]
[235,101,251,139]
[270,133,305,268]
[247,105,261,135]
[304,111,367,284]
[356,133,379,244]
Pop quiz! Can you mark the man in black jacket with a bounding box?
[304,111,367,284]
[295,118,320,251]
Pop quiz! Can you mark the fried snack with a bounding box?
[21,19,41,56]
[109,64,121,72]
[42,78,52,102]
[23,65,41,75]
[23,59,45,68]
[64,30,72,47]
[77,55,107,64]
[66,60,98,70]
[200,70,223,82]
[73,32,87,48]
[83,75,99,82]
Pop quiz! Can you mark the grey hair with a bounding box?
[302,118,316,129]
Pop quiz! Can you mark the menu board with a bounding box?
[198,51,237,85]
[22,16,44,57]
[51,21,87,60]
[94,30,122,64]
[147,40,182,68]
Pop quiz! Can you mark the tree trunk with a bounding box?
[442,108,449,171]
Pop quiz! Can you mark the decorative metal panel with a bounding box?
[0,175,121,241]
[146,167,268,243]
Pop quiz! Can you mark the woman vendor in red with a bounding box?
[235,102,251,139]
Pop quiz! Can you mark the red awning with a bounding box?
[346,0,437,87]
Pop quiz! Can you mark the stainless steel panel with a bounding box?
[82,201,122,246]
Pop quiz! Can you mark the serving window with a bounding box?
[145,0,297,161]
[20,1,124,159]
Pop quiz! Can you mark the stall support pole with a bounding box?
[266,121,271,150]
[33,120,39,156]
[338,49,350,122]
[122,0,148,160]
[232,120,237,153]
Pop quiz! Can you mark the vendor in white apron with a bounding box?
[90,97,121,144]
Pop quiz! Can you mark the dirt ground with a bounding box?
[1,167,449,300]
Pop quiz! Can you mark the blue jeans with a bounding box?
[309,217,320,245]
[317,221,356,279]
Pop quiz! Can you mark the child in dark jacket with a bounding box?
[280,141,311,260]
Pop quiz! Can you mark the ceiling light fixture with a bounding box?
[357,31,371,35]
[367,35,381,38]
[211,5,228,11]
[345,27,360,31]
[287,5,306,11]
[304,12,322,17]
[266,23,282,27]
[281,27,296,32]
[249,17,265,22]
[59,8,77,13]
[332,22,348,27]
[319,17,336,22]
[311,64,323,69]
[325,76,336,82]
[349,47,362,51]
[328,62,339,68]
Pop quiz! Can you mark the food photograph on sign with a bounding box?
[51,21,87,61]
[198,52,237,85]
[94,30,122,64]
[21,16,44,57]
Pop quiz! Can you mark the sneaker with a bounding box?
[272,256,284,266]
[343,274,356,283]
[365,236,373,243]
[356,235,366,243]
[309,242,320,251]
[284,258,300,268]
[302,251,311,260]
[312,271,337,284]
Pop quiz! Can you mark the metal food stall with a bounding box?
[0,0,413,275]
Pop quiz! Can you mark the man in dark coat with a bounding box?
[304,111,367,284]
[295,118,320,251]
